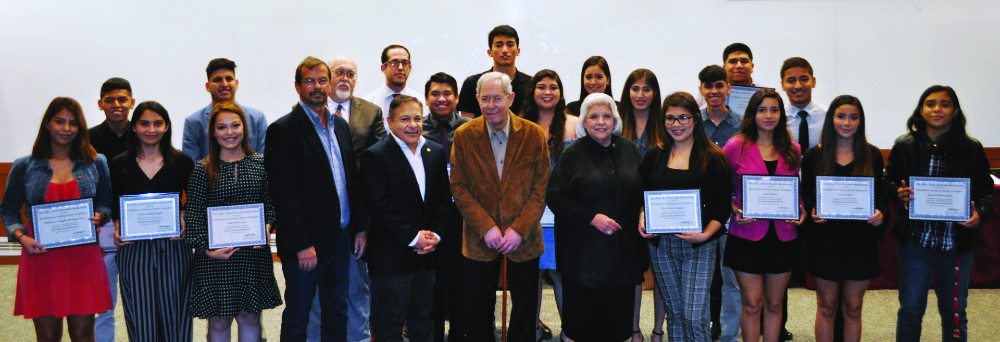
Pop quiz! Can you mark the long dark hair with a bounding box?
[32,97,97,164]
[122,101,181,177]
[736,89,800,170]
[577,56,613,101]
[519,69,568,159]
[203,102,254,186]
[905,85,969,147]
[619,69,665,148]
[661,92,729,173]
[816,95,875,176]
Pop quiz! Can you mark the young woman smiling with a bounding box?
[799,95,885,342]
[566,56,615,117]
[722,89,805,342]
[185,102,282,342]
[639,92,732,342]
[109,101,197,341]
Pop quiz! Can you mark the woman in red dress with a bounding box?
[0,97,113,342]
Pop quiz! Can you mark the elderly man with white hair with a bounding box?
[546,93,648,342]
[450,71,550,342]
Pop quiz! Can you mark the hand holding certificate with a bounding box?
[742,175,800,220]
[909,176,971,222]
[30,198,98,249]
[207,203,267,249]
[120,193,181,241]
[644,190,702,234]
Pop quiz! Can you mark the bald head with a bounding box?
[328,55,358,102]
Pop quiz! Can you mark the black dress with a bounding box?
[801,145,886,281]
[185,153,282,318]
[546,135,646,342]
[110,153,195,341]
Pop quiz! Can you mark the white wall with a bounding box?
[1,0,997,162]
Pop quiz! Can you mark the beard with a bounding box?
[335,88,352,101]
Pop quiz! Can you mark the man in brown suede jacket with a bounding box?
[449,71,550,342]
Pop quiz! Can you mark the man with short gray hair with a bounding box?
[450,72,550,342]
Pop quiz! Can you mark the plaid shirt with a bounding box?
[914,153,955,250]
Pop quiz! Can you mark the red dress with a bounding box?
[13,180,112,319]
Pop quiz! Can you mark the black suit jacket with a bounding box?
[265,103,370,261]
[359,136,454,275]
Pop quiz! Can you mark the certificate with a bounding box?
[30,198,97,249]
[644,190,702,234]
[207,203,267,249]
[120,193,181,241]
[742,175,799,220]
[816,176,875,220]
[909,176,970,222]
[98,221,117,252]
[727,85,767,116]
[541,206,555,228]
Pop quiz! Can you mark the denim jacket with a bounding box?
[1,154,113,240]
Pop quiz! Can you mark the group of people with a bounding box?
[0,24,992,342]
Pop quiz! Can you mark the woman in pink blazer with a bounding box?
[722,89,804,342]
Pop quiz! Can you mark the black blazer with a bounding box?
[359,136,454,275]
[265,103,370,262]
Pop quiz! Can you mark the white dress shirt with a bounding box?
[786,101,828,150]
[361,84,430,131]
[389,131,442,246]
[327,98,352,121]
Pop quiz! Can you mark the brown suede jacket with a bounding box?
[449,113,550,262]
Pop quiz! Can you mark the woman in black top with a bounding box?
[547,93,646,342]
[566,56,615,116]
[639,92,732,342]
[799,95,885,342]
[110,101,196,341]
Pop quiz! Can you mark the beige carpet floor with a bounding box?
[1,262,998,341]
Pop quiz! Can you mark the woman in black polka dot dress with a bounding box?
[185,103,282,341]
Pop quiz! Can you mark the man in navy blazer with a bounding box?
[360,95,454,342]
[265,56,370,341]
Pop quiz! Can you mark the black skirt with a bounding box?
[807,220,881,281]
[723,221,799,274]
[561,277,635,342]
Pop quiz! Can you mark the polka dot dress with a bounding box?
[185,153,282,318]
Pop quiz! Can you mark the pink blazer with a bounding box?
[723,135,802,242]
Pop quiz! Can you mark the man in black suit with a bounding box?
[360,95,452,342]
[265,56,370,341]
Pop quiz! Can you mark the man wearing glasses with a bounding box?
[457,25,532,118]
[450,72,549,342]
[267,57,370,341]
[362,44,429,131]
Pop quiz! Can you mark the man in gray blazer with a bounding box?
[302,55,385,342]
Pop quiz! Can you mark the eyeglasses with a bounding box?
[302,78,329,86]
[478,93,511,106]
[334,69,356,78]
[385,60,411,68]
[665,115,693,125]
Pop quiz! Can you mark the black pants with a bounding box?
[432,215,466,342]
[371,265,436,342]
[463,255,539,342]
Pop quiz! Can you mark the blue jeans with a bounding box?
[307,257,371,342]
[281,231,351,342]
[896,242,974,342]
[709,234,741,342]
[95,251,118,342]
